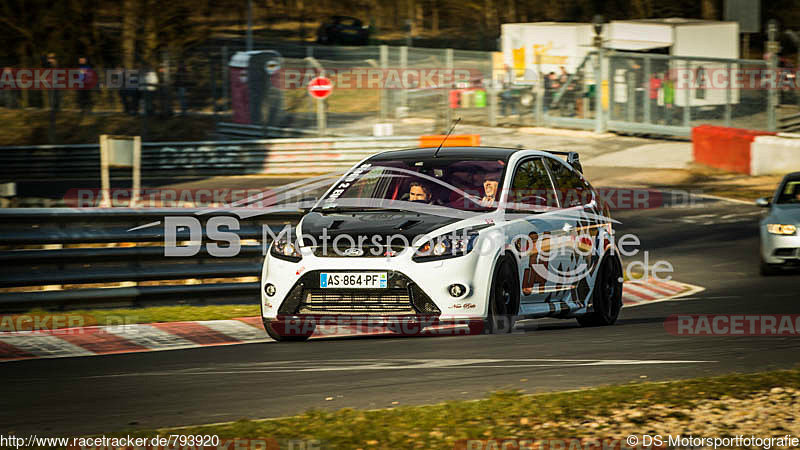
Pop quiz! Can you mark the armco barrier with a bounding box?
[692,125,776,175]
[0,208,302,311]
[751,135,800,176]
[0,135,480,182]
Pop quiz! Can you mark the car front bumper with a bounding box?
[761,227,800,265]
[261,248,494,321]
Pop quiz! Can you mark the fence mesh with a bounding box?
[0,42,785,142]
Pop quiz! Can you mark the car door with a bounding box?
[543,156,601,306]
[503,157,571,305]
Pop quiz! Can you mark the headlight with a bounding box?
[413,230,480,262]
[271,238,302,262]
[767,224,797,235]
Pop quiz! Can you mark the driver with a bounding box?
[408,181,432,203]
[480,175,499,207]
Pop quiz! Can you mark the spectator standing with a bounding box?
[174,62,189,115]
[663,73,675,125]
[543,71,557,113]
[142,66,158,116]
[499,65,517,117]
[157,65,172,117]
[76,56,93,115]
[43,53,61,111]
[648,73,662,123]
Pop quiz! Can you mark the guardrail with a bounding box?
[0,136,422,182]
[0,208,303,312]
[779,112,800,133]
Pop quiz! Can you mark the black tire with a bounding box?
[484,258,519,334]
[577,256,623,327]
[264,320,315,342]
[760,260,781,276]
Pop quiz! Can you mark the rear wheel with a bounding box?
[264,320,315,342]
[577,256,623,327]
[484,258,519,334]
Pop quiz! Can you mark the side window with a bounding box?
[509,158,558,210]
[545,158,592,208]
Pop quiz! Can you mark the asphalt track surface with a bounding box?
[3,193,800,436]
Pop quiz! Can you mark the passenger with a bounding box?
[408,181,432,203]
[480,175,500,207]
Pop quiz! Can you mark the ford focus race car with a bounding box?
[261,146,623,341]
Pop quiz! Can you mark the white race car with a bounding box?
[261,146,623,341]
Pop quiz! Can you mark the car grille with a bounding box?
[310,244,406,258]
[278,270,441,316]
[299,289,416,315]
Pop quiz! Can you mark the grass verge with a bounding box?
[110,368,800,449]
[2,305,260,331]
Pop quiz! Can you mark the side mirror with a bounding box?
[755,197,771,208]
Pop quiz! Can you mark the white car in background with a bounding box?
[260,146,623,341]
[757,172,800,275]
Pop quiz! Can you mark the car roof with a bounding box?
[371,146,544,161]
[782,171,800,182]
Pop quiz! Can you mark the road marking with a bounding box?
[104,324,200,349]
[0,279,706,362]
[89,358,716,377]
[0,334,95,358]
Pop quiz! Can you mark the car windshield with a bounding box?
[316,158,507,212]
[776,179,800,204]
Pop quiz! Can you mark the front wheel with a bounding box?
[577,256,623,327]
[760,259,781,276]
[264,320,315,342]
[484,258,520,334]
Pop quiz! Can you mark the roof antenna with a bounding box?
[434,117,461,158]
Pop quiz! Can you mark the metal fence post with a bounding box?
[535,54,543,125]
[446,48,454,126]
[307,46,315,126]
[380,45,389,120]
[488,52,497,127]
[400,46,408,112]
[766,20,779,132]
[317,98,326,136]
[725,62,732,127]
[643,56,651,124]
[608,55,615,121]
[626,69,636,123]
[683,61,691,127]
[594,48,605,133]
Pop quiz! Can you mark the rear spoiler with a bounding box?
[546,151,583,173]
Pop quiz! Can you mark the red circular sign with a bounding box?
[308,76,333,99]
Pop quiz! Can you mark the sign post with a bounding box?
[99,134,141,207]
[308,76,333,136]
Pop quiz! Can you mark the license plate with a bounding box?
[320,272,387,289]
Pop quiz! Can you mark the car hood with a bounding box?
[299,211,462,245]
[769,205,800,224]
